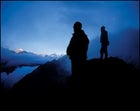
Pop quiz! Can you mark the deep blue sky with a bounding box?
[1,1,139,55]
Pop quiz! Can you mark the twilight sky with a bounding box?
[1,1,139,55]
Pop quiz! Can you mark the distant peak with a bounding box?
[15,48,24,53]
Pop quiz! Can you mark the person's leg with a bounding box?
[100,47,103,59]
[71,60,76,76]
[71,60,82,90]
[105,46,108,59]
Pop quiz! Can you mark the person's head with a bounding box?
[101,26,105,32]
[73,21,82,32]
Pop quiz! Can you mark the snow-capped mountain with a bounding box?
[1,47,62,73]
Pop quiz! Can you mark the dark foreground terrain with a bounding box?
[1,57,140,105]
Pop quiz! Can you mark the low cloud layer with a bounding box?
[1,66,37,90]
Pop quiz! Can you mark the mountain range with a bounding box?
[1,47,62,74]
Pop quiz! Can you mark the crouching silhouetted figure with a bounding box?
[66,21,89,81]
[100,26,109,59]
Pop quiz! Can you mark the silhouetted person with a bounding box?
[66,21,89,80]
[100,26,109,59]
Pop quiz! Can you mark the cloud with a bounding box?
[1,66,37,90]
[1,1,138,55]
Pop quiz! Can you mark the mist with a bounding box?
[88,28,139,67]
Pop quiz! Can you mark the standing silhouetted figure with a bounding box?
[100,26,109,59]
[66,21,89,80]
